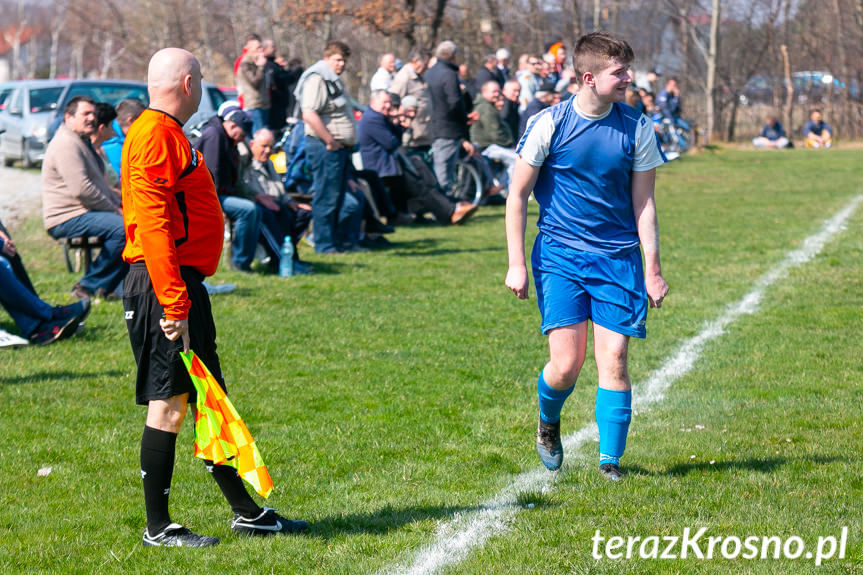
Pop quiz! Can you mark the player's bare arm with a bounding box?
[632,168,668,308]
[504,157,542,299]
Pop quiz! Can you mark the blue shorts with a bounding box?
[531,234,647,338]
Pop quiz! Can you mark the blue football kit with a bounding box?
[518,94,665,470]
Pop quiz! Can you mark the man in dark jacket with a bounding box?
[518,80,557,140]
[198,103,261,271]
[425,40,476,200]
[500,80,521,144]
[358,90,477,225]
[473,54,505,94]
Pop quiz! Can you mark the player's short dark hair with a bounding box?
[324,40,351,59]
[64,95,96,117]
[94,102,117,128]
[573,32,634,85]
[245,33,262,44]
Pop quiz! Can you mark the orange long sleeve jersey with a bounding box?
[121,109,225,320]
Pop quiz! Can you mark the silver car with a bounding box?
[0,79,69,167]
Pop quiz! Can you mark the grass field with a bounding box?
[1,147,861,574]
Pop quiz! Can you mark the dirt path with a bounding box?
[0,166,42,228]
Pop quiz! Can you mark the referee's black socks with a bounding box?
[205,460,262,518]
[140,426,177,535]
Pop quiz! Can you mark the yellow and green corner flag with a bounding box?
[180,350,273,498]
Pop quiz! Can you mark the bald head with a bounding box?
[147,47,202,124]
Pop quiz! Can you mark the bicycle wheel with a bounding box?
[455,160,483,205]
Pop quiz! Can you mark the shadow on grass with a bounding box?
[2,369,126,385]
[309,503,481,537]
[659,455,842,477]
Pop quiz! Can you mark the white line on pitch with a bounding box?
[378,194,863,575]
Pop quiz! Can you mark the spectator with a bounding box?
[496,48,511,82]
[42,95,127,300]
[656,76,682,121]
[517,55,543,112]
[753,115,791,149]
[473,53,505,95]
[426,40,476,201]
[101,98,147,178]
[296,40,361,254]
[236,35,271,135]
[198,102,261,271]
[234,33,260,108]
[92,102,120,187]
[625,85,642,113]
[470,81,517,189]
[804,109,833,148]
[263,39,295,133]
[391,49,433,152]
[0,218,90,345]
[499,80,521,144]
[241,128,314,274]
[358,90,477,226]
[546,42,568,84]
[518,80,556,139]
[283,57,304,119]
[370,53,397,92]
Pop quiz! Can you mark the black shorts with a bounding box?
[123,262,224,405]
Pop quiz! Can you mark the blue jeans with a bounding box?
[48,211,128,294]
[305,138,350,253]
[219,195,261,270]
[0,254,53,337]
[247,108,270,137]
[432,138,461,196]
[339,188,365,247]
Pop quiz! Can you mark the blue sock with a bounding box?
[538,370,574,424]
[595,387,632,465]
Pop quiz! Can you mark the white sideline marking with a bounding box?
[379,195,863,575]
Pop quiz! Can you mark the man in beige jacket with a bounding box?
[42,95,127,299]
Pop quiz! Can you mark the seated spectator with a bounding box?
[625,85,643,113]
[518,80,556,139]
[101,98,147,179]
[470,81,517,189]
[0,218,90,345]
[499,80,521,143]
[199,101,261,271]
[370,53,397,92]
[241,128,314,274]
[358,90,476,225]
[804,109,833,148]
[546,42,567,84]
[42,95,127,299]
[92,102,121,188]
[753,115,791,149]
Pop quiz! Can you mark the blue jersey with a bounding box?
[517,97,665,256]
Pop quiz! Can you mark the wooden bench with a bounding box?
[61,236,105,273]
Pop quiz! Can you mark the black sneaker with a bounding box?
[142,523,220,547]
[536,417,563,471]
[28,315,80,345]
[231,507,309,536]
[599,463,623,481]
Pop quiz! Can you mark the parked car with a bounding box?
[0,82,16,111]
[0,79,70,167]
[48,79,231,151]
